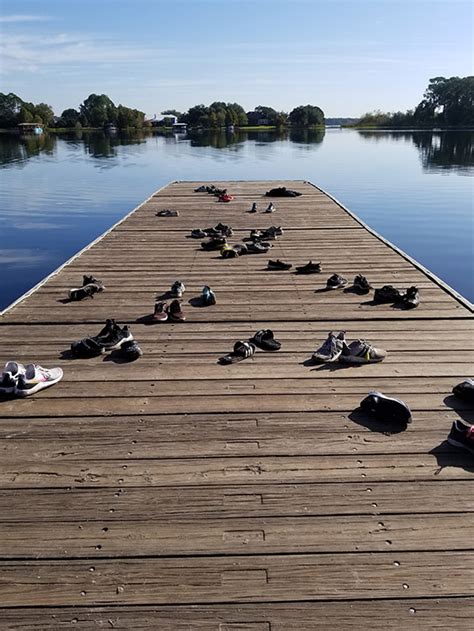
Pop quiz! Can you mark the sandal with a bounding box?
[250,329,281,351]
[219,341,256,364]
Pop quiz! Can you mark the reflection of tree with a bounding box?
[289,128,325,144]
[80,130,148,158]
[0,133,56,167]
[412,131,474,171]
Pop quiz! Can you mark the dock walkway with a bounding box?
[0,180,473,629]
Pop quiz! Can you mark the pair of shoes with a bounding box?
[360,392,412,427]
[71,319,142,361]
[268,259,292,270]
[295,261,321,274]
[352,274,372,293]
[374,285,420,308]
[0,361,63,396]
[68,275,105,301]
[327,273,348,289]
[265,187,302,197]
[221,243,248,258]
[156,209,179,217]
[202,237,227,250]
[153,300,186,322]
[250,226,283,241]
[312,332,387,364]
[246,241,270,254]
[170,281,185,298]
[219,329,281,364]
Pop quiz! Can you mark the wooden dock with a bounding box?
[0,180,473,629]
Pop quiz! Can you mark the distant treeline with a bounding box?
[0,93,325,130]
[355,76,473,128]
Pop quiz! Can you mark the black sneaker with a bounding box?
[326,273,348,289]
[295,260,321,274]
[0,361,25,394]
[246,241,269,254]
[353,274,372,293]
[120,340,143,362]
[190,229,207,238]
[268,259,292,270]
[359,391,412,426]
[69,280,105,301]
[400,286,420,309]
[249,202,257,213]
[194,185,207,192]
[71,319,133,357]
[452,378,474,402]
[447,419,474,454]
[373,285,404,303]
[201,237,227,250]
[214,223,233,237]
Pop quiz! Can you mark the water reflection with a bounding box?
[357,130,474,172]
[0,133,56,167]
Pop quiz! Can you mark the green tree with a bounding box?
[417,76,474,126]
[289,105,325,126]
[0,92,24,128]
[58,108,81,128]
[79,94,117,127]
[33,102,55,127]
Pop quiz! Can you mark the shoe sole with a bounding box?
[312,352,342,364]
[447,437,474,454]
[340,355,385,364]
[103,333,134,352]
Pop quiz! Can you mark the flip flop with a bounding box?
[219,341,256,364]
[250,329,281,351]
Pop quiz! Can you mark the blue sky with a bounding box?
[1,0,472,117]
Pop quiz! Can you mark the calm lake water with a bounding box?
[0,128,473,310]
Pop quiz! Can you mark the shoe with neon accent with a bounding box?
[170,281,185,298]
[340,339,387,364]
[353,274,372,294]
[447,420,474,454]
[360,391,412,425]
[15,364,63,396]
[453,378,474,402]
[326,273,348,290]
[220,244,239,258]
[0,361,26,394]
[312,331,346,363]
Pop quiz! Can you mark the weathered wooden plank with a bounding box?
[0,552,472,606]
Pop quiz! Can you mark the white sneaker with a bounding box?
[15,364,63,397]
[0,361,26,394]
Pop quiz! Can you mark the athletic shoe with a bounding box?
[249,202,257,213]
[295,261,321,274]
[82,275,99,286]
[246,241,269,254]
[447,420,474,454]
[120,340,143,362]
[156,209,179,217]
[171,281,185,298]
[221,244,239,258]
[201,237,227,250]
[69,280,105,301]
[152,301,168,322]
[326,274,348,290]
[359,391,412,425]
[340,339,387,364]
[353,274,372,293]
[191,229,207,239]
[167,300,186,322]
[249,230,264,241]
[452,378,474,402]
[268,259,292,270]
[265,187,302,197]
[401,286,420,309]
[15,364,63,397]
[312,331,346,363]
[201,286,216,305]
[373,285,404,303]
[0,361,26,394]
[265,202,275,213]
[71,319,133,357]
[232,243,248,256]
[194,185,207,192]
[214,223,233,237]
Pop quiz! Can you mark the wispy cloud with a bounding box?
[0,15,50,23]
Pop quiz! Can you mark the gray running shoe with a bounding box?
[171,281,185,298]
[312,331,346,363]
[340,339,387,364]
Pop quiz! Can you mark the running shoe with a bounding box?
[267,259,292,270]
[190,229,207,239]
[265,202,275,213]
[201,237,227,250]
[232,243,248,256]
[359,391,412,425]
[400,286,420,309]
[171,281,185,298]
[353,274,372,293]
[452,378,474,402]
[69,280,105,301]
[373,285,404,303]
[152,301,168,322]
[194,185,207,192]
[447,420,474,454]
[312,331,346,363]
[15,364,63,397]
[326,274,348,290]
[0,361,26,394]
[201,286,216,306]
[249,202,257,213]
[120,340,143,362]
[246,241,269,254]
[295,261,321,274]
[214,223,233,237]
[221,244,239,258]
[71,319,133,357]
[340,339,387,364]
[156,209,179,217]
[167,300,186,322]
